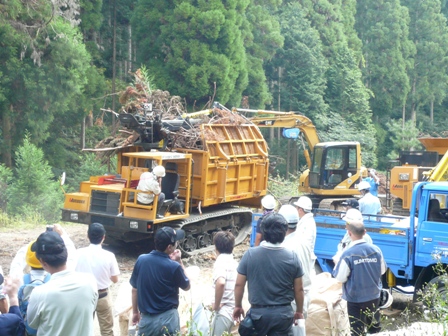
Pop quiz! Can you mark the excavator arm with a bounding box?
[232,107,320,168]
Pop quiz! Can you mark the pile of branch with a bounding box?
[94,68,253,157]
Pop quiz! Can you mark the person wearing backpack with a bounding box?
[18,241,51,335]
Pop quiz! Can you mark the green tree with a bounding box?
[402,0,448,124]
[0,2,94,168]
[132,0,250,107]
[385,119,422,160]
[266,2,328,118]
[297,0,376,159]
[241,0,284,108]
[6,135,63,222]
[355,0,415,121]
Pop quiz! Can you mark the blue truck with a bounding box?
[314,181,448,300]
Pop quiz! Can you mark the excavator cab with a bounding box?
[308,142,360,190]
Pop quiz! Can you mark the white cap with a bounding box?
[261,195,276,210]
[153,165,166,177]
[293,196,312,212]
[342,208,363,224]
[279,205,299,228]
[357,180,371,191]
[370,169,376,174]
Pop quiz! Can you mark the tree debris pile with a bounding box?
[94,68,253,158]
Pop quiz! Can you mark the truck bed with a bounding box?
[314,210,414,283]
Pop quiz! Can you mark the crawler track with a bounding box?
[170,207,253,257]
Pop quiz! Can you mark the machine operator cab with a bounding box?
[307,142,361,192]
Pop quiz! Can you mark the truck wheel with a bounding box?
[425,275,448,307]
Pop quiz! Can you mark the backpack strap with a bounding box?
[23,273,31,285]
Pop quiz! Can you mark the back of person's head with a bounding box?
[261,195,276,211]
[26,241,43,270]
[261,213,288,244]
[154,227,185,252]
[32,231,68,268]
[342,198,359,210]
[88,222,106,244]
[278,204,299,229]
[213,231,235,254]
[347,222,366,237]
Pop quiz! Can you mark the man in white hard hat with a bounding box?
[279,204,312,321]
[333,211,386,336]
[293,196,316,256]
[137,165,166,219]
[254,195,276,246]
[358,181,382,221]
[332,208,373,266]
[363,169,380,197]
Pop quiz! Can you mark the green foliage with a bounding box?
[66,152,109,191]
[132,0,250,106]
[385,119,423,160]
[267,174,301,200]
[0,164,13,211]
[6,135,63,222]
[266,2,329,118]
[356,0,414,120]
[402,0,448,123]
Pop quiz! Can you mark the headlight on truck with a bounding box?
[130,221,138,229]
[70,213,78,221]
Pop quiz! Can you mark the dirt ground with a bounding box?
[0,224,436,336]
[0,224,249,336]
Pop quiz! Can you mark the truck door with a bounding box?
[415,190,448,267]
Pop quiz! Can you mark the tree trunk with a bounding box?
[430,100,434,125]
[1,111,12,167]
[112,0,117,130]
[411,78,417,124]
[81,117,86,150]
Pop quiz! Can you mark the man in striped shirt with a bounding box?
[211,231,237,336]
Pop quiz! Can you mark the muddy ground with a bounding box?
[0,224,434,336]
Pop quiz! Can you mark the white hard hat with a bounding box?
[153,165,166,177]
[342,208,363,224]
[358,181,371,191]
[379,289,393,309]
[261,195,276,210]
[293,196,312,212]
[279,205,299,228]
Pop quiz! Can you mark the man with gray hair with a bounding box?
[333,212,386,335]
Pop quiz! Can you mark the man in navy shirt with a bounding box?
[130,227,190,336]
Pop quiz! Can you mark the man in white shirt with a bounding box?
[211,231,237,336]
[137,165,166,219]
[293,196,317,273]
[28,230,98,336]
[279,204,313,318]
[76,223,120,336]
